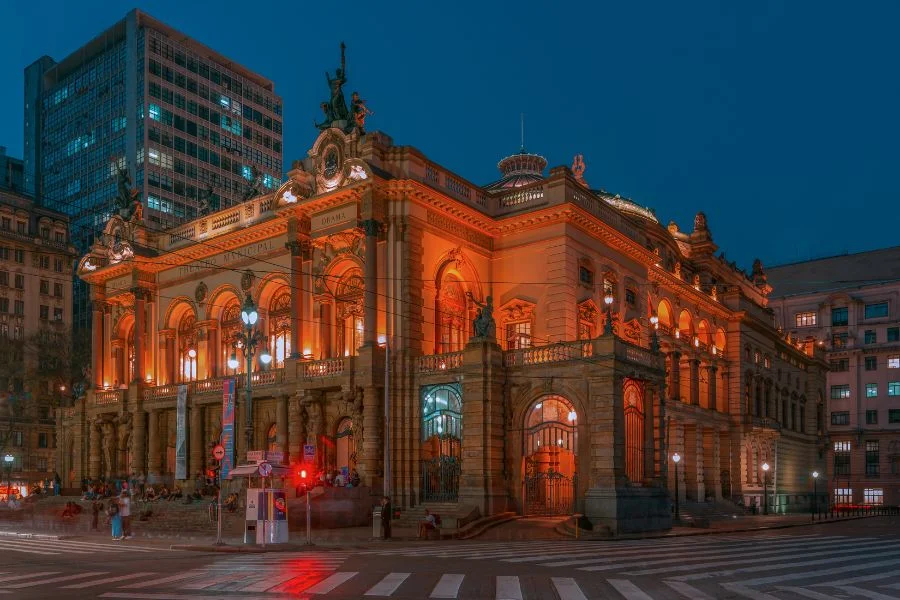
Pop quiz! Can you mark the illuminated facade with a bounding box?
[769,248,900,507]
[24,9,283,330]
[59,126,827,532]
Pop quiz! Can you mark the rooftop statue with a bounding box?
[115,165,140,220]
[198,185,214,216]
[467,292,496,341]
[315,43,372,134]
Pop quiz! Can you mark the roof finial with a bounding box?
[520,112,525,153]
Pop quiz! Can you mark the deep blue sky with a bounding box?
[1,1,898,270]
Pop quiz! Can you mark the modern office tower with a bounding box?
[24,9,283,330]
[0,147,25,192]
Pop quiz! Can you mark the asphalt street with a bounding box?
[2,517,899,599]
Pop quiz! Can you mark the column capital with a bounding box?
[360,218,383,237]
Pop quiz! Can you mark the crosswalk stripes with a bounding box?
[608,579,654,600]
[430,574,465,599]
[551,577,588,600]
[365,572,411,596]
[306,571,358,594]
[62,572,157,589]
[0,536,171,555]
[495,575,523,600]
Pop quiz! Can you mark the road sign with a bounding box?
[303,444,315,462]
[258,462,272,477]
[212,444,225,461]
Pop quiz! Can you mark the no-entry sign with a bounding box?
[212,444,226,461]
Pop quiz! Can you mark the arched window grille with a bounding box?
[336,272,364,357]
[624,380,645,484]
[178,313,197,382]
[525,395,577,455]
[221,299,242,375]
[421,384,463,442]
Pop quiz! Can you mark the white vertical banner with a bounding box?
[175,384,188,480]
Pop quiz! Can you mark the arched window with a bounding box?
[266,424,277,452]
[657,299,673,329]
[268,290,291,367]
[678,310,693,339]
[526,395,577,455]
[336,272,364,357]
[422,384,463,442]
[178,313,198,382]
[221,299,242,375]
[624,380,645,484]
[437,275,467,353]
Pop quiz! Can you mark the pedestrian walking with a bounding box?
[91,499,102,531]
[119,489,132,538]
[381,496,392,540]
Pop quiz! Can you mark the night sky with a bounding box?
[1,0,897,271]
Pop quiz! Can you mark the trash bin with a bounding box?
[372,507,382,538]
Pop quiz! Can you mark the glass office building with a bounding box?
[24,10,283,330]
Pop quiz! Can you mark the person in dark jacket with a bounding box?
[381,496,392,540]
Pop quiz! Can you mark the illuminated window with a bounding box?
[834,441,851,475]
[437,275,466,353]
[832,332,848,348]
[506,321,531,350]
[178,313,197,382]
[625,288,636,307]
[336,272,364,358]
[833,488,852,505]
[149,103,161,121]
[889,382,900,397]
[221,299,243,375]
[268,290,291,367]
[889,355,900,369]
[795,311,816,327]
[864,489,883,505]
[866,383,878,398]
[831,385,851,399]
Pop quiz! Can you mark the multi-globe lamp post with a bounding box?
[227,294,272,452]
[603,292,615,335]
[3,454,13,501]
[762,461,770,515]
[672,452,681,522]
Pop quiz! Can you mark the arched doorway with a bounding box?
[523,395,577,515]
[335,418,355,475]
[420,383,462,501]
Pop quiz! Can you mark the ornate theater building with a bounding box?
[58,121,829,532]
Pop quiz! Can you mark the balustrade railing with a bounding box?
[416,351,464,374]
[504,341,586,367]
[303,358,345,378]
[95,390,123,405]
[191,377,228,395]
[143,385,179,401]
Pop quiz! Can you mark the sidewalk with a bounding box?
[0,511,886,553]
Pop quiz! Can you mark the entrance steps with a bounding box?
[393,502,461,528]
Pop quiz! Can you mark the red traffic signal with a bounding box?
[299,469,308,479]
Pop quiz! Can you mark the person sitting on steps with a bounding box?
[418,509,438,539]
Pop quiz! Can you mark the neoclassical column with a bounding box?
[361,219,381,347]
[91,298,105,388]
[667,351,681,401]
[189,401,203,482]
[147,410,160,477]
[133,288,146,383]
[89,421,101,479]
[707,365,718,411]
[159,330,176,385]
[689,358,701,406]
[132,409,146,477]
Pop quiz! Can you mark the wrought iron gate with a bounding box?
[421,456,461,502]
[524,468,577,516]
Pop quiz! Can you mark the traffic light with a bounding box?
[300,469,307,479]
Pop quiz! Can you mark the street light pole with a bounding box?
[672,452,681,522]
[812,471,819,522]
[228,294,272,455]
[762,462,770,515]
[3,454,13,501]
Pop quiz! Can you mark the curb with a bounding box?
[555,513,883,540]
[0,530,64,540]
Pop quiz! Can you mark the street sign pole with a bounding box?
[306,489,312,545]
[212,445,226,546]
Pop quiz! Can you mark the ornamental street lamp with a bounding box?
[3,454,14,501]
[762,462,771,515]
[812,471,819,521]
[603,293,615,335]
[649,314,660,352]
[672,452,681,522]
[227,294,272,453]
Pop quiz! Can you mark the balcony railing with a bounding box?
[95,390,123,405]
[143,385,179,401]
[752,416,782,431]
[240,369,283,388]
[416,351,464,374]
[191,377,228,395]
[504,341,588,367]
[303,358,345,378]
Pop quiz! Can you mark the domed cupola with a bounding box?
[484,147,547,190]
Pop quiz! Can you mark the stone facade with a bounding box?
[0,188,76,496]
[769,248,900,507]
[59,127,827,531]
